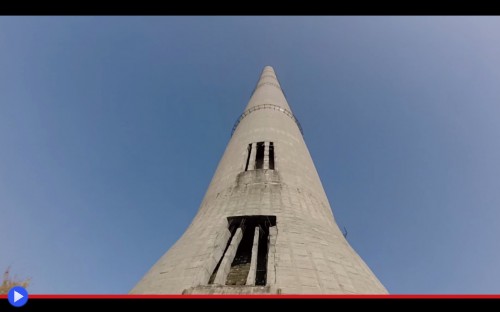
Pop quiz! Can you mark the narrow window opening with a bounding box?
[226,225,253,285]
[255,142,265,169]
[244,144,252,171]
[268,142,275,170]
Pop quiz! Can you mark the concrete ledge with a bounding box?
[236,169,281,186]
[182,285,273,294]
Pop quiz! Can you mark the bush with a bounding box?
[0,267,31,294]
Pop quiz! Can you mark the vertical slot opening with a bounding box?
[255,142,265,169]
[244,143,252,171]
[226,226,253,286]
[268,142,275,170]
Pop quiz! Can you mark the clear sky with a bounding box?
[1,16,500,294]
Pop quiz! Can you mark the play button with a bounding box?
[8,286,28,307]
[14,290,23,302]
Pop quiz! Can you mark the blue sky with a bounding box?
[1,17,500,294]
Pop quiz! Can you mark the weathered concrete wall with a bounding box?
[130,66,388,294]
[245,227,259,286]
[214,228,243,285]
[183,285,272,295]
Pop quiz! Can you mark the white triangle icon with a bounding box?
[14,290,23,302]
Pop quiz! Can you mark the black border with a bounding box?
[1,2,500,15]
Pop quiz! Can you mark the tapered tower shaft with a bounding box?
[131,66,387,294]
